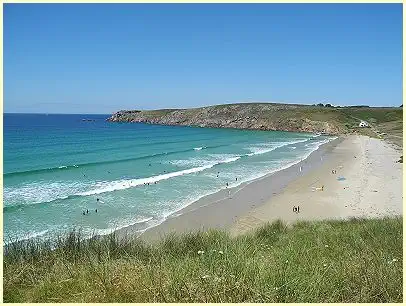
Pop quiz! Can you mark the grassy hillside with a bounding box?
[4,217,402,303]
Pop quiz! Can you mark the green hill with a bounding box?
[108,103,402,139]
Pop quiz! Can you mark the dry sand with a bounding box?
[230,135,403,236]
[135,135,402,242]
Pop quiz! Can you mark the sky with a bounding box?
[4,3,403,114]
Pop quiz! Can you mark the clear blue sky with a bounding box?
[4,3,403,114]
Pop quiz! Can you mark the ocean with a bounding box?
[4,113,335,244]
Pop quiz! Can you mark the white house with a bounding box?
[359,120,369,127]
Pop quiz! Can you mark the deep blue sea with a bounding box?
[4,114,335,243]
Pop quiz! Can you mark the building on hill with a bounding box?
[359,120,369,127]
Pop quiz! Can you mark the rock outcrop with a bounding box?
[107,103,348,135]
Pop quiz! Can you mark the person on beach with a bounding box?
[297,206,300,213]
[293,206,297,213]
[228,189,231,198]
[299,166,302,172]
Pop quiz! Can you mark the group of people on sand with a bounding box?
[224,177,239,198]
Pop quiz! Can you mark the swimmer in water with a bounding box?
[95,209,98,213]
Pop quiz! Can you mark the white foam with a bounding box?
[207,154,241,163]
[77,156,241,197]
[87,217,158,238]
[193,146,206,151]
[27,229,49,240]
[4,181,89,207]
[218,156,241,163]
[171,154,241,168]
[246,147,277,156]
[4,229,49,245]
[245,138,309,156]
[170,158,212,167]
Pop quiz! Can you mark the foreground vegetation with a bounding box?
[4,217,402,303]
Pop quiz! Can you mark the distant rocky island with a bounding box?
[107,103,402,136]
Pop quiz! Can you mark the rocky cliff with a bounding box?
[107,103,350,135]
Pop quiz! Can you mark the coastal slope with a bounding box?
[107,103,402,136]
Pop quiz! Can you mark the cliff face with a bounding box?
[107,103,348,135]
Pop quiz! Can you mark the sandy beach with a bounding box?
[136,135,402,242]
[230,135,403,236]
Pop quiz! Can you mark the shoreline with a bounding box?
[116,136,342,242]
[116,134,402,242]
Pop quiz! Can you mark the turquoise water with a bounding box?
[4,114,335,243]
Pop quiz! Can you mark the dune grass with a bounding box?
[3,217,402,303]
